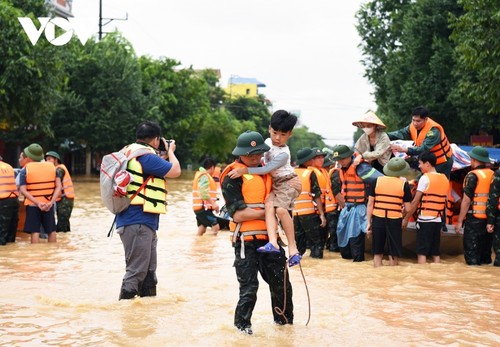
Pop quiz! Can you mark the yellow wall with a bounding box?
[225,83,259,98]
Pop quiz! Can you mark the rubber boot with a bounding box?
[119,289,137,300]
[139,271,157,297]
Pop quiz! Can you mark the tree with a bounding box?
[0,1,65,143]
[450,0,500,135]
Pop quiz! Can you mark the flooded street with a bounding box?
[0,173,499,346]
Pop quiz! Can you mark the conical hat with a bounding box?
[352,110,386,130]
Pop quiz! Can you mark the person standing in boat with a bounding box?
[352,110,392,173]
[486,168,500,267]
[403,152,448,264]
[388,106,453,179]
[455,146,493,265]
[367,157,413,267]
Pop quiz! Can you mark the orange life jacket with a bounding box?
[56,164,75,200]
[192,170,218,211]
[339,164,366,204]
[467,168,494,219]
[220,161,272,242]
[418,172,449,218]
[446,181,462,224]
[293,167,317,216]
[24,162,56,206]
[409,118,452,165]
[319,168,337,212]
[0,162,19,199]
[372,176,405,219]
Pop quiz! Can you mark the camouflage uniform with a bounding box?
[326,169,342,252]
[0,197,19,245]
[294,171,325,258]
[486,169,500,266]
[55,167,74,232]
[462,166,494,265]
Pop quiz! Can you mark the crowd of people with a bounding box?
[2,109,499,336]
[0,144,75,245]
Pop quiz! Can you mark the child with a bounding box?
[227,110,302,267]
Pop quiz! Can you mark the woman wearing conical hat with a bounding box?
[352,110,392,173]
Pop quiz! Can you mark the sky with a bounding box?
[71,0,376,147]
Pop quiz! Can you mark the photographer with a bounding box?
[116,120,181,300]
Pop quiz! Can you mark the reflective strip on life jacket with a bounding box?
[192,171,217,211]
[468,168,494,219]
[293,167,317,216]
[372,176,405,219]
[0,162,19,199]
[56,164,75,200]
[125,143,168,214]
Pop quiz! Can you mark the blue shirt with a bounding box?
[116,153,172,231]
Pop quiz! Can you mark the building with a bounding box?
[225,76,266,99]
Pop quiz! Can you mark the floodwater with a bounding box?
[1,173,498,347]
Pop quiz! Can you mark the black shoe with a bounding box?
[236,325,253,335]
[119,289,137,300]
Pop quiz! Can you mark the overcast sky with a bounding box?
[72,0,376,146]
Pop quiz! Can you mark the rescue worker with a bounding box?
[389,106,453,179]
[366,157,412,267]
[486,168,500,266]
[310,149,338,252]
[403,152,449,264]
[0,155,19,245]
[117,121,181,300]
[220,130,293,335]
[18,144,62,243]
[192,157,220,236]
[294,147,327,258]
[455,146,493,265]
[324,155,341,252]
[45,151,75,232]
[332,145,367,262]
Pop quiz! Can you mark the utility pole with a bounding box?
[98,0,128,41]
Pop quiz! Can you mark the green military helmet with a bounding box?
[24,143,44,161]
[383,157,410,177]
[331,145,354,161]
[468,146,490,163]
[45,151,61,163]
[232,131,270,156]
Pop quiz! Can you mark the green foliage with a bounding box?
[356,0,500,144]
[287,127,327,163]
[0,1,65,142]
[224,95,271,137]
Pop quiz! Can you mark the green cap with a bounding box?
[232,131,270,156]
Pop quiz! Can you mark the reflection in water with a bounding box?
[1,173,498,346]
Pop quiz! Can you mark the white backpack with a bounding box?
[100,147,153,215]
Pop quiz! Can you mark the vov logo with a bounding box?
[18,17,93,46]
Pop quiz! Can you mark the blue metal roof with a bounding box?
[228,77,266,87]
[459,146,500,162]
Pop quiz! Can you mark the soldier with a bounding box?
[389,106,453,179]
[45,151,75,232]
[455,146,493,265]
[0,155,19,245]
[332,145,367,262]
[486,168,500,267]
[220,130,293,335]
[293,147,327,258]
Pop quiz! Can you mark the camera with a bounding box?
[158,137,171,151]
